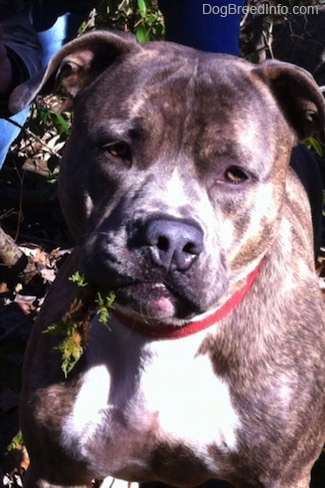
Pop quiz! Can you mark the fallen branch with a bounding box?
[0,227,25,268]
[0,226,38,285]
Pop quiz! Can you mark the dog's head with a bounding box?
[10,31,325,324]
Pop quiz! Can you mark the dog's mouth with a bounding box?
[115,281,198,322]
[112,262,263,339]
[80,240,223,323]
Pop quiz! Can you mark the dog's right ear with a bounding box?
[9,30,139,114]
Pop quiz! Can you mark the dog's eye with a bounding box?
[224,166,248,184]
[103,141,131,161]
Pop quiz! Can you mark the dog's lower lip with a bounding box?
[116,282,176,319]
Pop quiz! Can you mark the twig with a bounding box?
[12,164,25,241]
[4,116,62,160]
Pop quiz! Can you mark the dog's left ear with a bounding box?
[9,30,139,114]
[253,60,325,142]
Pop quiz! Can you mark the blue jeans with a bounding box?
[0,108,30,168]
[0,1,96,169]
[0,15,67,168]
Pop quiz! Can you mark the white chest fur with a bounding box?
[61,316,240,480]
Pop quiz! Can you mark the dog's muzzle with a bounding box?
[80,215,227,322]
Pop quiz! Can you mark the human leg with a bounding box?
[0,107,29,169]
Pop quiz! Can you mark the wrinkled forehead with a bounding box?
[86,47,271,116]
[80,47,283,155]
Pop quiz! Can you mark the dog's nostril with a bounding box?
[157,236,170,252]
[144,218,204,271]
[183,242,197,254]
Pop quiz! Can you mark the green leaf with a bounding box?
[45,271,115,376]
[96,290,116,327]
[69,271,88,287]
[304,136,323,157]
[136,26,150,42]
[137,0,147,17]
[52,111,70,134]
[55,328,84,378]
[7,431,24,452]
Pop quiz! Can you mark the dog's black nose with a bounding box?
[144,218,204,271]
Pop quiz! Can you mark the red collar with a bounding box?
[112,262,261,340]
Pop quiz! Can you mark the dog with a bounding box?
[9,31,325,488]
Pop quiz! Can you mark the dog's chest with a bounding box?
[61,319,240,478]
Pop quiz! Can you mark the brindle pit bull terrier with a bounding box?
[9,31,325,488]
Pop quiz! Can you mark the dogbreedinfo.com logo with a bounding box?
[202,3,319,17]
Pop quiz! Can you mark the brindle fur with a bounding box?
[10,32,325,488]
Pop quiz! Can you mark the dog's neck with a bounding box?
[112,262,262,340]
